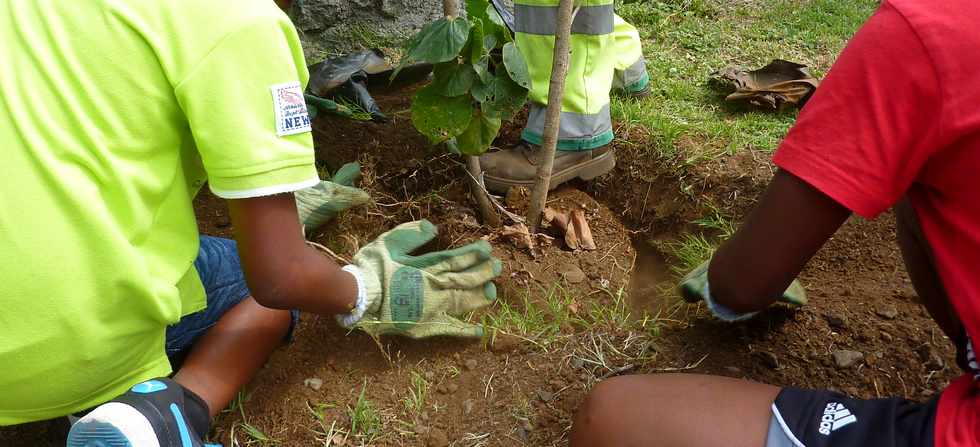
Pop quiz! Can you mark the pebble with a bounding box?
[446,382,460,394]
[559,263,587,284]
[425,428,449,447]
[462,399,475,415]
[823,312,847,331]
[464,359,478,371]
[330,435,347,446]
[876,305,899,320]
[832,350,864,368]
[570,358,585,369]
[536,389,555,403]
[880,331,894,343]
[490,334,521,354]
[756,351,779,369]
[303,377,323,391]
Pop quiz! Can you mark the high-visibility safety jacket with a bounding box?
[515,0,649,151]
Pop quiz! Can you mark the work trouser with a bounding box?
[515,1,648,151]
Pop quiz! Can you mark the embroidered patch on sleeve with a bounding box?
[271,81,312,137]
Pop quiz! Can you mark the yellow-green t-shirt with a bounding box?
[0,0,319,424]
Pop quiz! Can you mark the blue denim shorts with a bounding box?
[164,235,300,360]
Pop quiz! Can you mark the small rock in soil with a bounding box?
[464,359,478,371]
[446,382,459,394]
[425,428,449,447]
[823,312,847,331]
[570,358,585,369]
[916,345,945,371]
[424,370,436,381]
[462,399,475,415]
[330,435,347,446]
[876,305,899,320]
[490,333,522,353]
[880,331,894,343]
[755,351,779,369]
[303,377,323,391]
[536,389,555,403]
[724,366,742,375]
[833,350,864,368]
[558,263,587,284]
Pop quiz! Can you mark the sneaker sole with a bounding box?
[483,150,616,194]
[67,421,132,447]
[67,402,161,447]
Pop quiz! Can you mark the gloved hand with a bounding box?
[295,162,370,233]
[338,220,501,339]
[679,259,806,320]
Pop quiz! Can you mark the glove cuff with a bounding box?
[702,282,758,322]
[337,264,381,329]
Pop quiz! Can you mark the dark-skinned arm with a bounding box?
[707,170,851,313]
[227,193,358,315]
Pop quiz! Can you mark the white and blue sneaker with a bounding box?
[67,378,220,447]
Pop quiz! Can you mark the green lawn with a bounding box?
[613,0,878,160]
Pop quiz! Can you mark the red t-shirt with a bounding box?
[772,1,980,445]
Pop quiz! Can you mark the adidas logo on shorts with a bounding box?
[818,402,857,435]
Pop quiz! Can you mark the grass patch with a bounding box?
[402,371,429,419]
[612,0,877,161]
[347,381,381,443]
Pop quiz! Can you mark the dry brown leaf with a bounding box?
[570,209,597,251]
[710,59,819,110]
[541,207,597,251]
[501,223,533,249]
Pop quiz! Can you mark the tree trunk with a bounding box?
[443,0,458,16]
[526,0,574,233]
[444,0,501,227]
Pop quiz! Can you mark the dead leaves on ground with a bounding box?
[710,59,819,110]
[542,207,596,251]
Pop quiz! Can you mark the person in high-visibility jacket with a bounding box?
[480,1,649,193]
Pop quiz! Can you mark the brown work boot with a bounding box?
[479,143,615,193]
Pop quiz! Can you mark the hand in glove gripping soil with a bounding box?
[295,162,371,233]
[679,260,807,307]
[342,220,501,339]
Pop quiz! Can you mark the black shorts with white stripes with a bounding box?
[767,387,938,447]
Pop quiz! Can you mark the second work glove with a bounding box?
[295,162,371,234]
[338,220,501,339]
[678,259,806,321]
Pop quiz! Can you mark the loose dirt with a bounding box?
[0,84,958,446]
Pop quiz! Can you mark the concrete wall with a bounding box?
[289,0,444,62]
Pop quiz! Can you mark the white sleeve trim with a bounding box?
[770,403,807,447]
[209,176,321,199]
[336,265,371,328]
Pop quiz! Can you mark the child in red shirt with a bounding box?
[570,1,980,446]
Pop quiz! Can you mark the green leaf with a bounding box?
[445,138,462,155]
[431,62,476,97]
[472,55,492,85]
[411,84,473,144]
[456,110,502,155]
[466,0,491,23]
[468,19,486,63]
[471,76,493,103]
[402,17,471,65]
[482,71,528,121]
[487,5,513,43]
[502,42,531,89]
[483,32,499,52]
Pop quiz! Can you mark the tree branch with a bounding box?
[526,0,575,233]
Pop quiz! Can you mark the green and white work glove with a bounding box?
[295,162,370,233]
[678,259,807,321]
[337,220,501,339]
